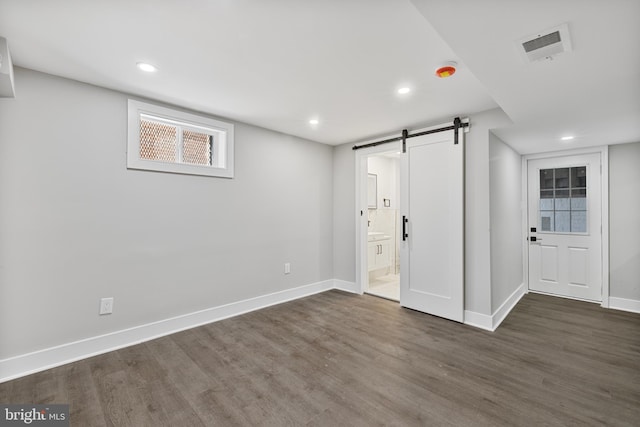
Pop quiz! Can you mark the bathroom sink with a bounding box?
[368,231,390,241]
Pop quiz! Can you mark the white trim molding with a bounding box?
[600,146,610,308]
[333,279,360,294]
[0,277,525,383]
[609,297,640,314]
[354,140,402,296]
[463,310,493,331]
[464,283,526,332]
[492,283,526,329]
[0,280,334,383]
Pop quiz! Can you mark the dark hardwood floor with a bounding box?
[1,291,639,426]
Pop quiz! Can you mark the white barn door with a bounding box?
[399,130,464,322]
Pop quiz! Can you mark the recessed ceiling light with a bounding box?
[309,119,319,125]
[561,136,574,141]
[397,87,411,94]
[136,62,157,72]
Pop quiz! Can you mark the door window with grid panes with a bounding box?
[539,167,587,233]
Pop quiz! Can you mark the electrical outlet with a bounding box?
[284,263,291,275]
[99,297,114,315]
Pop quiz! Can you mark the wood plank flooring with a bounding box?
[1,291,639,426]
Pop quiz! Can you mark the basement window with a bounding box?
[127,100,234,178]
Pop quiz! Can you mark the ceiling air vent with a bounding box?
[517,23,572,63]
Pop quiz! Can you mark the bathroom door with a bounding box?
[399,130,464,322]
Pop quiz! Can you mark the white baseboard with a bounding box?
[491,282,526,330]
[464,282,525,332]
[0,279,335,383]
[463,310,493,331]
[0,278,531,382]
[333,279,360,294]
[609,296,640,314]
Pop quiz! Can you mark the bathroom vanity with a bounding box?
[367,232,391,272]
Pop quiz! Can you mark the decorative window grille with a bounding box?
[539,166,587,233]
[139,119,178,163]
[182,129,212,165]
[128,100,234,178]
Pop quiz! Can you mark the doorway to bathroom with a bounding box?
[366,151,401,301]
[354,119,466,323]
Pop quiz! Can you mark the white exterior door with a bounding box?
[399,130,464,322]
[527,153,602,301]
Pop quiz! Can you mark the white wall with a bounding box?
[2,68,635,375]
[0,68,334,360]
[463,109,513,315]
[367,155,398,210]
[489,132,523,311]
[332,143,356,281]
[609,142,640,301]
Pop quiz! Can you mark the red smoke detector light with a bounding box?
[435,62,457,78]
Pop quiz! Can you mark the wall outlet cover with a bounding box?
[99,297,114,315]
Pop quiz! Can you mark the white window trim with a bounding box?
[127,99,234,178]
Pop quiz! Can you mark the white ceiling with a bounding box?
[1,0,638,153]
[411,0,640,154]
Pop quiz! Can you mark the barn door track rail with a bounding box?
[352,117,469,152]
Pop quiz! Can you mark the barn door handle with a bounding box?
[402,216,408,241]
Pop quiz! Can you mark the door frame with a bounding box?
[521,146,609,308]
[355,141,402,295]
[354,120,468,296]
